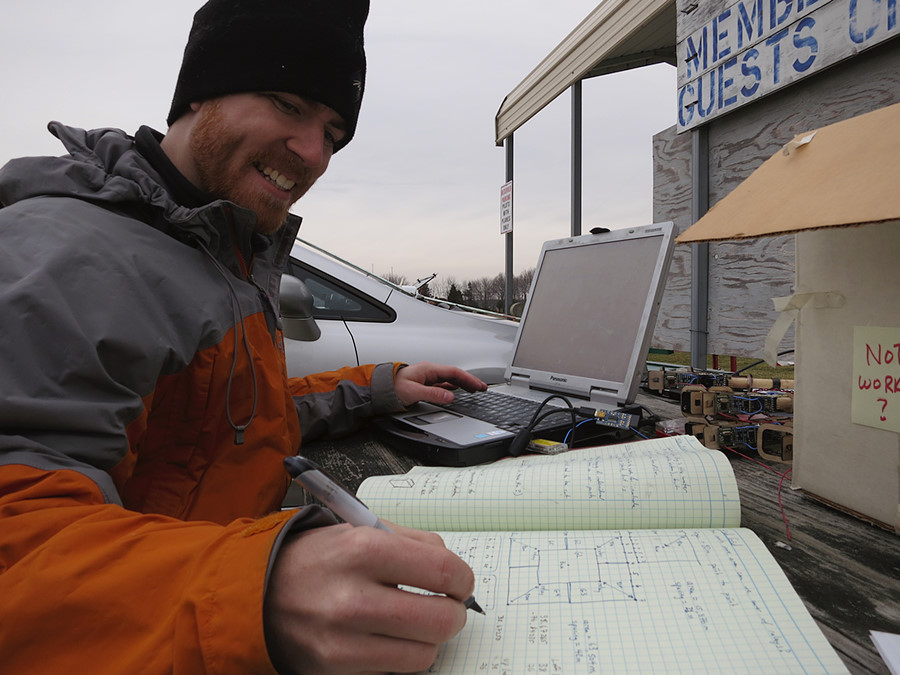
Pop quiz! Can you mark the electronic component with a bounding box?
[715,425,758,449]
[758,425,794,463]
[680,388,794,419]
[647,368,796,400]
[694,422,759,450]
[647,367,734,398]
[675,370,732,388]
[589,408,640,430]
[680,386,720,416]
[713,392,793,416]
[683,419,708,440]
[527,438,569,454]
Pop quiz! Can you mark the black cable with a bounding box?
[733,350,795,375]
[509,396,579,456]
[523,395,572,428]
[627,404,660,427]
[509,396,650,455]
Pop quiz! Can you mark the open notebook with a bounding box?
[355,435,849,674]
[374,222,675,466]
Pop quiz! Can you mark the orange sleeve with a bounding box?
[0,464,327,674]
[287,363,379,396]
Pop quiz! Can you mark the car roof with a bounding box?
[290,238,517,322]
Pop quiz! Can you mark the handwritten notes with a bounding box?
[364,436,847,674]
[423,528,848,674]
[852,326,900,433]
[356,436,741,532]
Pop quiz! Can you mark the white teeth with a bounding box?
[260,165,296,191]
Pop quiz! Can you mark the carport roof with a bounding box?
[495,0,676,146]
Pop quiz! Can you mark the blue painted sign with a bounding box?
[677,0,899,132]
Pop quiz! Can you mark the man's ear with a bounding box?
[190,101,203,112]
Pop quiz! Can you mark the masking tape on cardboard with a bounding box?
[782,131,817,156]
[765,291,845,366]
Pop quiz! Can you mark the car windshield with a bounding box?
[295,238,515,320]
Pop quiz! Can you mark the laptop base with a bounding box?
[372,414,641,467]
[371,416,512,467]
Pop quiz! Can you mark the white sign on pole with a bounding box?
[500,180,513,234]
[676,0,900,132]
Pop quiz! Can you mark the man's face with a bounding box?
[187,92,347,234]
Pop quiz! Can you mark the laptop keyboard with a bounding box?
[441,390,575,433]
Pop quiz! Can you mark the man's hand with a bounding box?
[394,362,487,408]
[264,523,475,674]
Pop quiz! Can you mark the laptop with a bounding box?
[373,222,675,466]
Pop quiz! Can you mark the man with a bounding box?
[0,1,485,673]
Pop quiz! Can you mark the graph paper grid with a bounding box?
[422,528,847,674]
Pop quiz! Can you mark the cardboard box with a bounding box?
[678,103,900,532]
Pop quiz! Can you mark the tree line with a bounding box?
[383,268,535,316]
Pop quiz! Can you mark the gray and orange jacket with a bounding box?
[0,123,405,672]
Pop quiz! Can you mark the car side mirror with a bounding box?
[280,275,321,342]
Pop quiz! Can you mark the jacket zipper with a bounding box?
[248,272,281,338]
[227,209,280,339]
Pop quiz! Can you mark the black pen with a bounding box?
[284,455,485,615]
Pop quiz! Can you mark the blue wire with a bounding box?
[563,419,595,444]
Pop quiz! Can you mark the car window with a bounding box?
[289,259,395,322]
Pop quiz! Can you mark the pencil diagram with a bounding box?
[504,530,704,606]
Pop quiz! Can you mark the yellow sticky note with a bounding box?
[852,326,900,433]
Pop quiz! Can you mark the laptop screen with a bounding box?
[508,223,674,403]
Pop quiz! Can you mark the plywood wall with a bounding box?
[651,40,900,358]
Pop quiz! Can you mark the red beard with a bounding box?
[188,100,319,234]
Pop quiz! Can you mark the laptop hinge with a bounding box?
[589,387,621,408]
[509,374,530,387]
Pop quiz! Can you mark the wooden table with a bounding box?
[283,427,418,506]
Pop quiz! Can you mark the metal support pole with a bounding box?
[504,135,514,314]
[571,81,583,237]
[690,126,710,369]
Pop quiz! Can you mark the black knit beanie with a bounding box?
[167,0,368,152]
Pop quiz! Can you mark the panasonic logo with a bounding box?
[550,375,567,382]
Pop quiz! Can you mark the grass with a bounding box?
[648,351,795,380]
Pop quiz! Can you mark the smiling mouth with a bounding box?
[256,163,296,192]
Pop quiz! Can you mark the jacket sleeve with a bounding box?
[0,462,338,674]
[289,362,405,443]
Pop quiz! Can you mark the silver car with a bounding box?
[282,239,518,384]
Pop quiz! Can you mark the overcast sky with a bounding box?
[0,1,676,282]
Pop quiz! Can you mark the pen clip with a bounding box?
[283,455,373,511]
[284,454,319,478]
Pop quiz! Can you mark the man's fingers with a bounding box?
[382,520,445,546]
[371,530,475,609]
[416,385,455,405]
[331,582,467,645]
[394,362,488,406]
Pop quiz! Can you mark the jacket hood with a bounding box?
[0,122,301,253]
[2,123,189,217]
